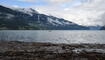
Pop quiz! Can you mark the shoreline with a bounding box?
[0,41,105,60]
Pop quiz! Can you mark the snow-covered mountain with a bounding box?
[0,5,89,30]
[11,8,39,16]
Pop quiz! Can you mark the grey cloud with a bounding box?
[28,0,105,26]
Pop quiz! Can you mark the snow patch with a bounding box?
[55,19,63,25]
[8,6,38,16]
[47,17,64,26]
[6,14,14,19]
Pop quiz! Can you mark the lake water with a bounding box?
[0,30,105,44]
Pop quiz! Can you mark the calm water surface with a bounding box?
[0,30,105,44]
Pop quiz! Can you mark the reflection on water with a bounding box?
[0,30,105,44]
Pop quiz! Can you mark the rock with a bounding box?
[0,41,105,60]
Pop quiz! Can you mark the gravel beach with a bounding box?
[0,41,105,60]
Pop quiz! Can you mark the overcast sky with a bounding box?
[0,0,105,26]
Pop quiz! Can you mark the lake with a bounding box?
[0,30,105,44]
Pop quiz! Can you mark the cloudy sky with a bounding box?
[0,0,105,26]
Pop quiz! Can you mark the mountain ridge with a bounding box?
[0,5,89,30]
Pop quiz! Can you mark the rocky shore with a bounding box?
[0,41,105,60]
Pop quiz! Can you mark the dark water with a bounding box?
[0,30,105,44]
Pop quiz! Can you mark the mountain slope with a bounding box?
[100,26,105,30]
[0,5,89,30]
